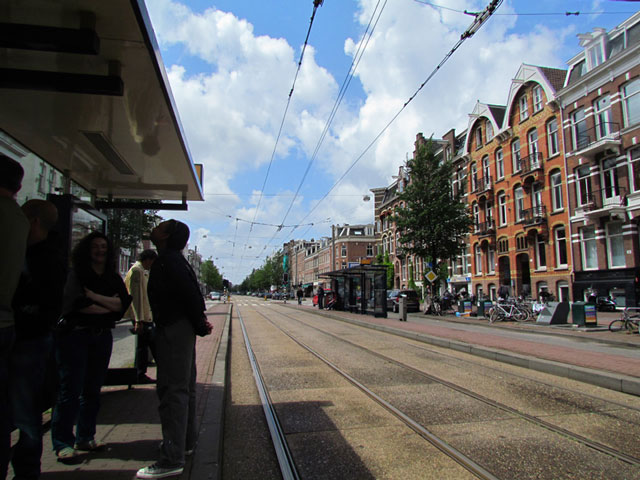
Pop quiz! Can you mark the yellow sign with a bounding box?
[425,270,437,283]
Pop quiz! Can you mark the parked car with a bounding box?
[209,291,222,301]
[386,289,420,313]
[596,296,617,312]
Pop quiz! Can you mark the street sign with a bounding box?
[425,270,437,283]
[348,262,360,268]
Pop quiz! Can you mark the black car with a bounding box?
[387,289,420,313]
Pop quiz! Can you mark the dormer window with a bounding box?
[475,127,483,148]
[486,121,494,141]
[533,85,543,112]
[587,43,604,69]
[519,95,528,121]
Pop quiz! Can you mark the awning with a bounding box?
[0,0,204,205]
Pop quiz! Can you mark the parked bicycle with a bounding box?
[488,299,529,323]
[608,308,640,333]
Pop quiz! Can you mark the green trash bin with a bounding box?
[478,300,492,317]
[573,301,597,327]
[572,301,586,326]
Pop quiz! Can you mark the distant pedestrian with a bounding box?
[51,232,131,463]
[0,155,29,479]
[125,249,158,384]
[296,287,303,305]
[9,199,65,479]
[317,286,324,310]
[498,284,510,301]
[137,220,212,480]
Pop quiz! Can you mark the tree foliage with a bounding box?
[201,259,223,291]
[392,139,472,290]
[239,250,285,292]
[376,252,394,289]
[105,201,162,254]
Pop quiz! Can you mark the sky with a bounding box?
[143,0,640,284]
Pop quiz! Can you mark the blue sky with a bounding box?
[144,0,640,284]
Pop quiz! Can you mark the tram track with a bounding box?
[281,309,640,465]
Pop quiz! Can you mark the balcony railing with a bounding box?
[520,205,547,226]
[474,219,496,236]
[520,152,543,176]
[580,186,627,216]
[573,122,621,156]
[476,176,493,193]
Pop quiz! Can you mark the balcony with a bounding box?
[476,176,493,194]
[572,122,621,158]
[474,219,496,237]
[520,152,544,181]
[579,186,627,218]
[520,205,547,227]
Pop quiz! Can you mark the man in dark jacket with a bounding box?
[137,220,211,480]
[10,199,65,479]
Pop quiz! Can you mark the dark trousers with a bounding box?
[9,334,52,478]
[155,318,196,467]
[135,323,156,377]
[0,325,15,480]
[51,329,112,452]
[318,296,324,309]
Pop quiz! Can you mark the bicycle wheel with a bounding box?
[514,307,528,322]
[433,301,442,316]
[609,319,626,332]
[626,319,639,334]
[489,307,499,323]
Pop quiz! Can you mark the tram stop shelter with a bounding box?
[320,264,388,318]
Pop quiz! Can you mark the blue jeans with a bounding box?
[51,328,113,452]
[0,325,15,480]
[9,334,53,478]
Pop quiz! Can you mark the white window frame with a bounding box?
[514,186,524,222]
[571,108,587,150]
[487,247,495,274]
[629,147,640,192]
[473,202,480,231]
[622,77,640,128]
[512,139,521,173]
[551,171,563,211]
[576,166,591,207]
[554,227,568,268]
[546,118,559,156]
[470,163,477,191]
[519,95,529,122]
[486,121,494,141]
[594,95,613,139]
[495,148,504,179]
[606,222,625,268]
[475,128,482,148]
[587,43,604,70]
[535,233,546,269]
[580,226,598,270]
[533,85,543,112]
[482,155,490,180]
[475,244,482,275]
[498,193,507,226]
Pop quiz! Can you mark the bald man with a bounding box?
[10,199,66,479]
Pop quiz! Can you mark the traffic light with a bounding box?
[283,273,289,284]
[223,279,230,288]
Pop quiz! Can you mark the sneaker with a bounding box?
[137,462,184,479]
[74,439,105,451]
[56,446,78,463]
[137,374,156,384]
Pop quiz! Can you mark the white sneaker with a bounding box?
[136,462,184,479]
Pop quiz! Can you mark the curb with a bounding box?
[189,303,232,480]
[286,304,640,397]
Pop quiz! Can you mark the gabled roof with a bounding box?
[539,67,567,92]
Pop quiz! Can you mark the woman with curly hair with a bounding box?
[51,232,131,462]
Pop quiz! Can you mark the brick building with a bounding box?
[556,12,640,306]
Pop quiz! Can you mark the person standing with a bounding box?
[125,249,158,383]
[51,232,131,462]
[296,287,303,305]
[317,285,324,310]
[9,199,65,479]
[0,155,29,479]
[137,220,212,480]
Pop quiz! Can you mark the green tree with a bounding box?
[376,252,394,289]
[393,139,472,292]
[201,259,223,291]
[105,200,162,254]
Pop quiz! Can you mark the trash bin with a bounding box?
[573,301,597,327]
[458,300,472,316]
[477,300,492,317]
[398,297,407,322]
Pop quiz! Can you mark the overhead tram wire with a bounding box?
[293,0,504,234]
[238,0,324,270]
[246,0,388,271]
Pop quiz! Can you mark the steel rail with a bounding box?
[249,308,499,480]
[237,310,300,480]
[267,305,640,467]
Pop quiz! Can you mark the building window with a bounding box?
[587,43,604,70]
[486,121,494,141]
[482,155,490,181]
[487,247,495,274]
[475,244,482,274]
[497,238,509,254]
[367,244,373,256]
[495,148,504,179]
[546,118,559,156]
[580,226,597,270]
[629,147,640,192]
[551,170,563,211]
[341,244,347,257]
[571,108,588,150]
[470,163,477,191]
[601,157,619,199]
[445,146,452,161]
[535,233,546,269]
[473,202,479,231]
[527,129,539,165]
[498,192,507,226]
[576,166,591,207]
[514,186,524,222]
[622,77,640,128]
[594,95,613,139]
[555,227,568,267]
[475,128,483,149]
[516,235,528,251]
[606,222,625,268]
[511,138,521,172]
[533,85,543,112]
[519,95,529,121]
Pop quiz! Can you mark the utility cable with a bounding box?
[414,0,637,16]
